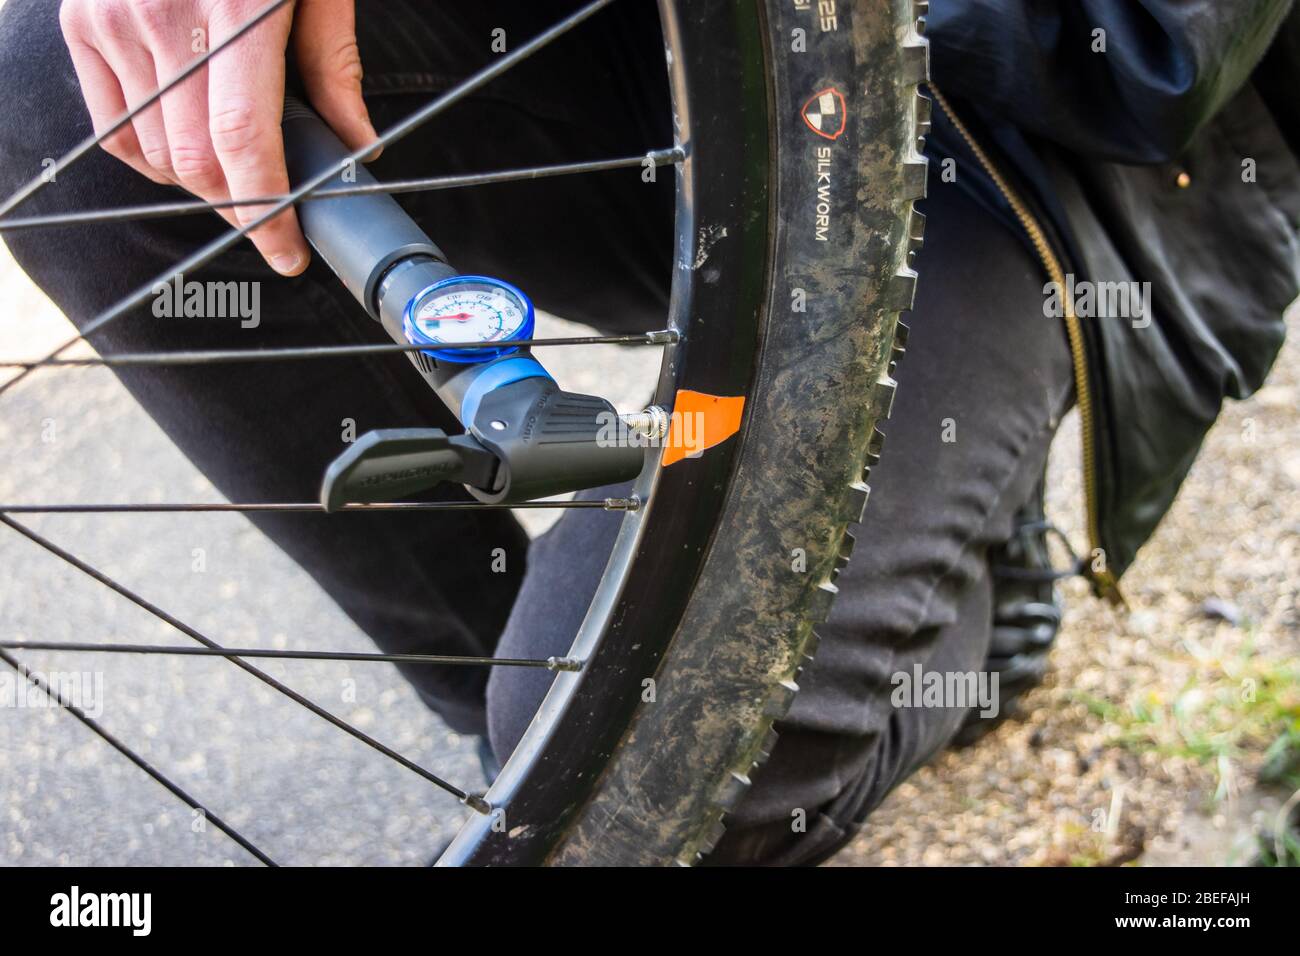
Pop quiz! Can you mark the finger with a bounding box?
[150,27,238,224]
[62,32,171,185]
[293,0,380,157]
[206,1,307,275]
[85,4,177,183]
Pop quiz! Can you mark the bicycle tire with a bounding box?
[446,0,929,866]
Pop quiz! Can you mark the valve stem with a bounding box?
[620,404,669,440]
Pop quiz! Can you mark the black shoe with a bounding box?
[954,478,1074,747]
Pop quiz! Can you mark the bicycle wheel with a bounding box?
[0,0,927,867]
[445,0,930,865]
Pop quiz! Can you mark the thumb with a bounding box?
[292,0,381,157]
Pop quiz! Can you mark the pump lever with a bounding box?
[320,429,500,512]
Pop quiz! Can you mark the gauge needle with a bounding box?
[427,312,474,322]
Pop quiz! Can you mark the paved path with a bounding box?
[0,241,658,865]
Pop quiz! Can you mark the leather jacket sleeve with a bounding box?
[927,0,1296,163]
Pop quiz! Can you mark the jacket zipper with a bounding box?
[927,86,1125,605]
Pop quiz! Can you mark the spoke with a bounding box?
[0,331,678,371]
[0,497,641,514]
[0,648,277,866]
[0,514,491,813]
[0,0,619,400]
[0,0,294,218]
[0,150,684,233]
[0,640,582,671]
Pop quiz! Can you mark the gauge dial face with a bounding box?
[410,283,528,348]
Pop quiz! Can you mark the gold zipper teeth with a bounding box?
[927,85,1124,605]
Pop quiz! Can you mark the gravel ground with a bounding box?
[2,229,1295,866]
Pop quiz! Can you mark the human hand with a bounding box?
[60,0,380,274]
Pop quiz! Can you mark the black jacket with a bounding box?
[925,0,1300,587]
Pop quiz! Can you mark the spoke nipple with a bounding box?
[546,656,584,672]
[645,329,680,345]
[463,793,493,815]
[603,495,642,512]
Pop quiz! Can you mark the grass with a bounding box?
[1069,637,1300,867]
[1071,633,1299,803]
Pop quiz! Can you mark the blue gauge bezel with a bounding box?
[402,274,536,364]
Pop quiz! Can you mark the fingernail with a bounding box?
[270,253,302,275]
[363,118,383,161]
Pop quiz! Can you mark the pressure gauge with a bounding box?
[403,275,535,364]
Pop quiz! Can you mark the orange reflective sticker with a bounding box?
[661,390,746,466]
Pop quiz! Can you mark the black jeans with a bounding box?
[0,0,1072,865]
